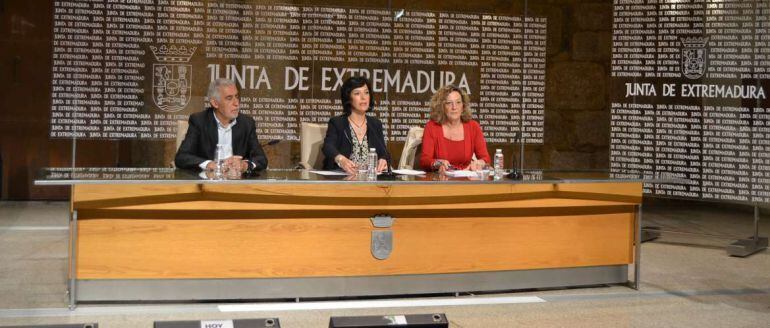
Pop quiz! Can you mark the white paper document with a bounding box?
[392,169,426,176]
[443,170,480,178]
[309,170,350,176]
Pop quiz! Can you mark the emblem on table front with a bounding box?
[371,230,393,260]
[150,45,196,112]
[681,37,709,79]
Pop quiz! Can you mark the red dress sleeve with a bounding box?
[470,120,491,164]
[420,121,439,170]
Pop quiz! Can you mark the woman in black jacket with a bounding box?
[322,76,390,173]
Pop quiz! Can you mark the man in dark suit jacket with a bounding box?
[175,79,267,172]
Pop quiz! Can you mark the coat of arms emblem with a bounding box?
[371,230,393,260]
[681,37,709,79]
[150,45,196,112]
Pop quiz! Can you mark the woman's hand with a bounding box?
[433,159,451,174]
[468,159,486,171]
[376,158,388,173]
[336,155,358,174]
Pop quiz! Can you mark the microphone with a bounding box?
[379,134,396,180]
[506,132,523,180]
[261,139,280,147]
[246,139,278,175]
[379,157,397,180]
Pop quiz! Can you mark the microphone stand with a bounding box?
[248,139,280,176]
[379,133,396,180]
[506,132,523,180]
[378,160,397,180]
[378,148,397,180]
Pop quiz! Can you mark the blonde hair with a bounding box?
[429,85,472,124]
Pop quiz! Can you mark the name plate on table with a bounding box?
[1,325,98,328]
[329,313,448,327]
[201,321,233,328]
[154,318,279,328]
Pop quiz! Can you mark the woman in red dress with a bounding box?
[420,85,491,172]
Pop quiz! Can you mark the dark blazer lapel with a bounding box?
[365,117,388,159]
[365,117,378,147]
[231,116,245,156]
[204,109,219,158]
[340,116,353,149]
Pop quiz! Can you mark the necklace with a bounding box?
[348,116,366,129]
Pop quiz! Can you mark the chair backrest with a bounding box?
[398,126,424,170]
[299,122,328,170]
[169,120,190,168]
[175,120,189,151]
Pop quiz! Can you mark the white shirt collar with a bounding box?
[213,112,237,130]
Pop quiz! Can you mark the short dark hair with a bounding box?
[340,76,374,116]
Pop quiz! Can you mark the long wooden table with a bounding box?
[37,168,644,308]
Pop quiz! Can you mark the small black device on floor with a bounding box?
[329,313,448,328]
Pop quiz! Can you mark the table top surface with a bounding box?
[34,167,681,185]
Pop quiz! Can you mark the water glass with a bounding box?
[356,159,369,176]
[478,165,491,180]
[215,144,226,178]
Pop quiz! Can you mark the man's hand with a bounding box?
[225,155,248,173]
[205,161,217,171]
[205,156,248,173]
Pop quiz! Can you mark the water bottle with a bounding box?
[493,149,504,179]
[367,148,378,180]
